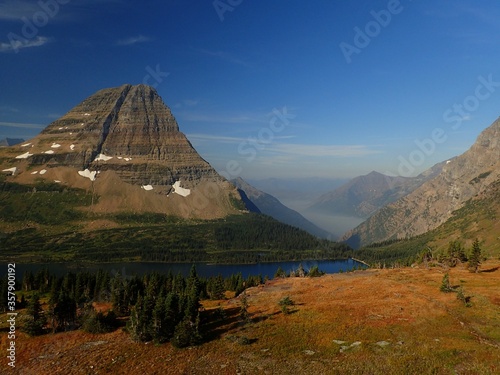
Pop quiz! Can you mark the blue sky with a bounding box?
[1,0,500,180]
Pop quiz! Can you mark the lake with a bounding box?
[2,259,365,279]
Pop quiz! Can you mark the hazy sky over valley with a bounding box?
[1,0,500,179]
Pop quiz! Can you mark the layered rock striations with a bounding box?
[343,117,500,247]
[30,84,220,187]
[0,84,240,218]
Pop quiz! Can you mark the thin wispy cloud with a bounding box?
[267,143,383,158]
[196,48,250,67]
[425,2,500,45]
[0,0,40,20]
[0,36,50,53]
[0,122,45,129]
[174,99,199,109]
[187,134,247,144]
[0,106,19,113]
[456,4,500,25]
[117,35,151,46]
[0,0,123,23]
[179,106,302,133]
[188,133,376,158]
[187,133,296,144]
[179,112,261,124]
[183,99,199,107]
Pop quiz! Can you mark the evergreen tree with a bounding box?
[152,293,167,342]
[173,272,185,295]
[212,275,226,300]
[184,265,201,322]
[18,294,27,309]
[47,279,61,332]
[75,272,88,304]
[234,273,245,296]
[468,238,482,273]
[456,287,472,307]
[274,266,286,278]
[308,266,324,277]
[127,294,153,342]
[162,292,180,340]
[126,276,143,307]
[297,263,305,277]
[23,293,46,336]
[22,271,34,292]
[111,272,128,316]
[279,296,294,315]
[440,273,452,293]
[207,274,226,300]
[239,290,250,323]
[52,292,77,332]
[165,271,174,293]
[95,269,111,301]
[144,272,161,302]
[446,240,467,266]
[85,273,97,301]
[80,305,117,334]
[171,315,202,348]
[35,268,51,293]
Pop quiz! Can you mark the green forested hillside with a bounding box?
[0,214,351,263]
[355,179,500,265]
[0,177,351,263]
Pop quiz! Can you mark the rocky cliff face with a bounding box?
[0,84,240,218]
[343,117,500,248]
[29,84,221,187]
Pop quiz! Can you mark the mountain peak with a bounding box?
[0,138,25,147]
[343,116,500,247]
[366,170,385,177]
[0,85,241,218]
[36,83,199,182]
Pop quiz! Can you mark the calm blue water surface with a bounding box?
[2,259,365,279]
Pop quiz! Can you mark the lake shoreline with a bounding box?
[0,258,368,278]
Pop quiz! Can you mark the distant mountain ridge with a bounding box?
[308,163,448,219]
[232,177,334,239]
[343,116,500,248]
[0,138,24,147]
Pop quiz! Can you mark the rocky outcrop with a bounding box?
[343,117,500,248]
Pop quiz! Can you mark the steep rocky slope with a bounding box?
[232,177,333,238]
[308,165,446,219]
[0,84,240,218]
[343,116,500,247]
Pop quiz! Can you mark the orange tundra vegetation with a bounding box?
[1,261,499,374]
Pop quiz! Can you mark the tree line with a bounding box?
[1,213,354,263]
[0,267,265,348]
